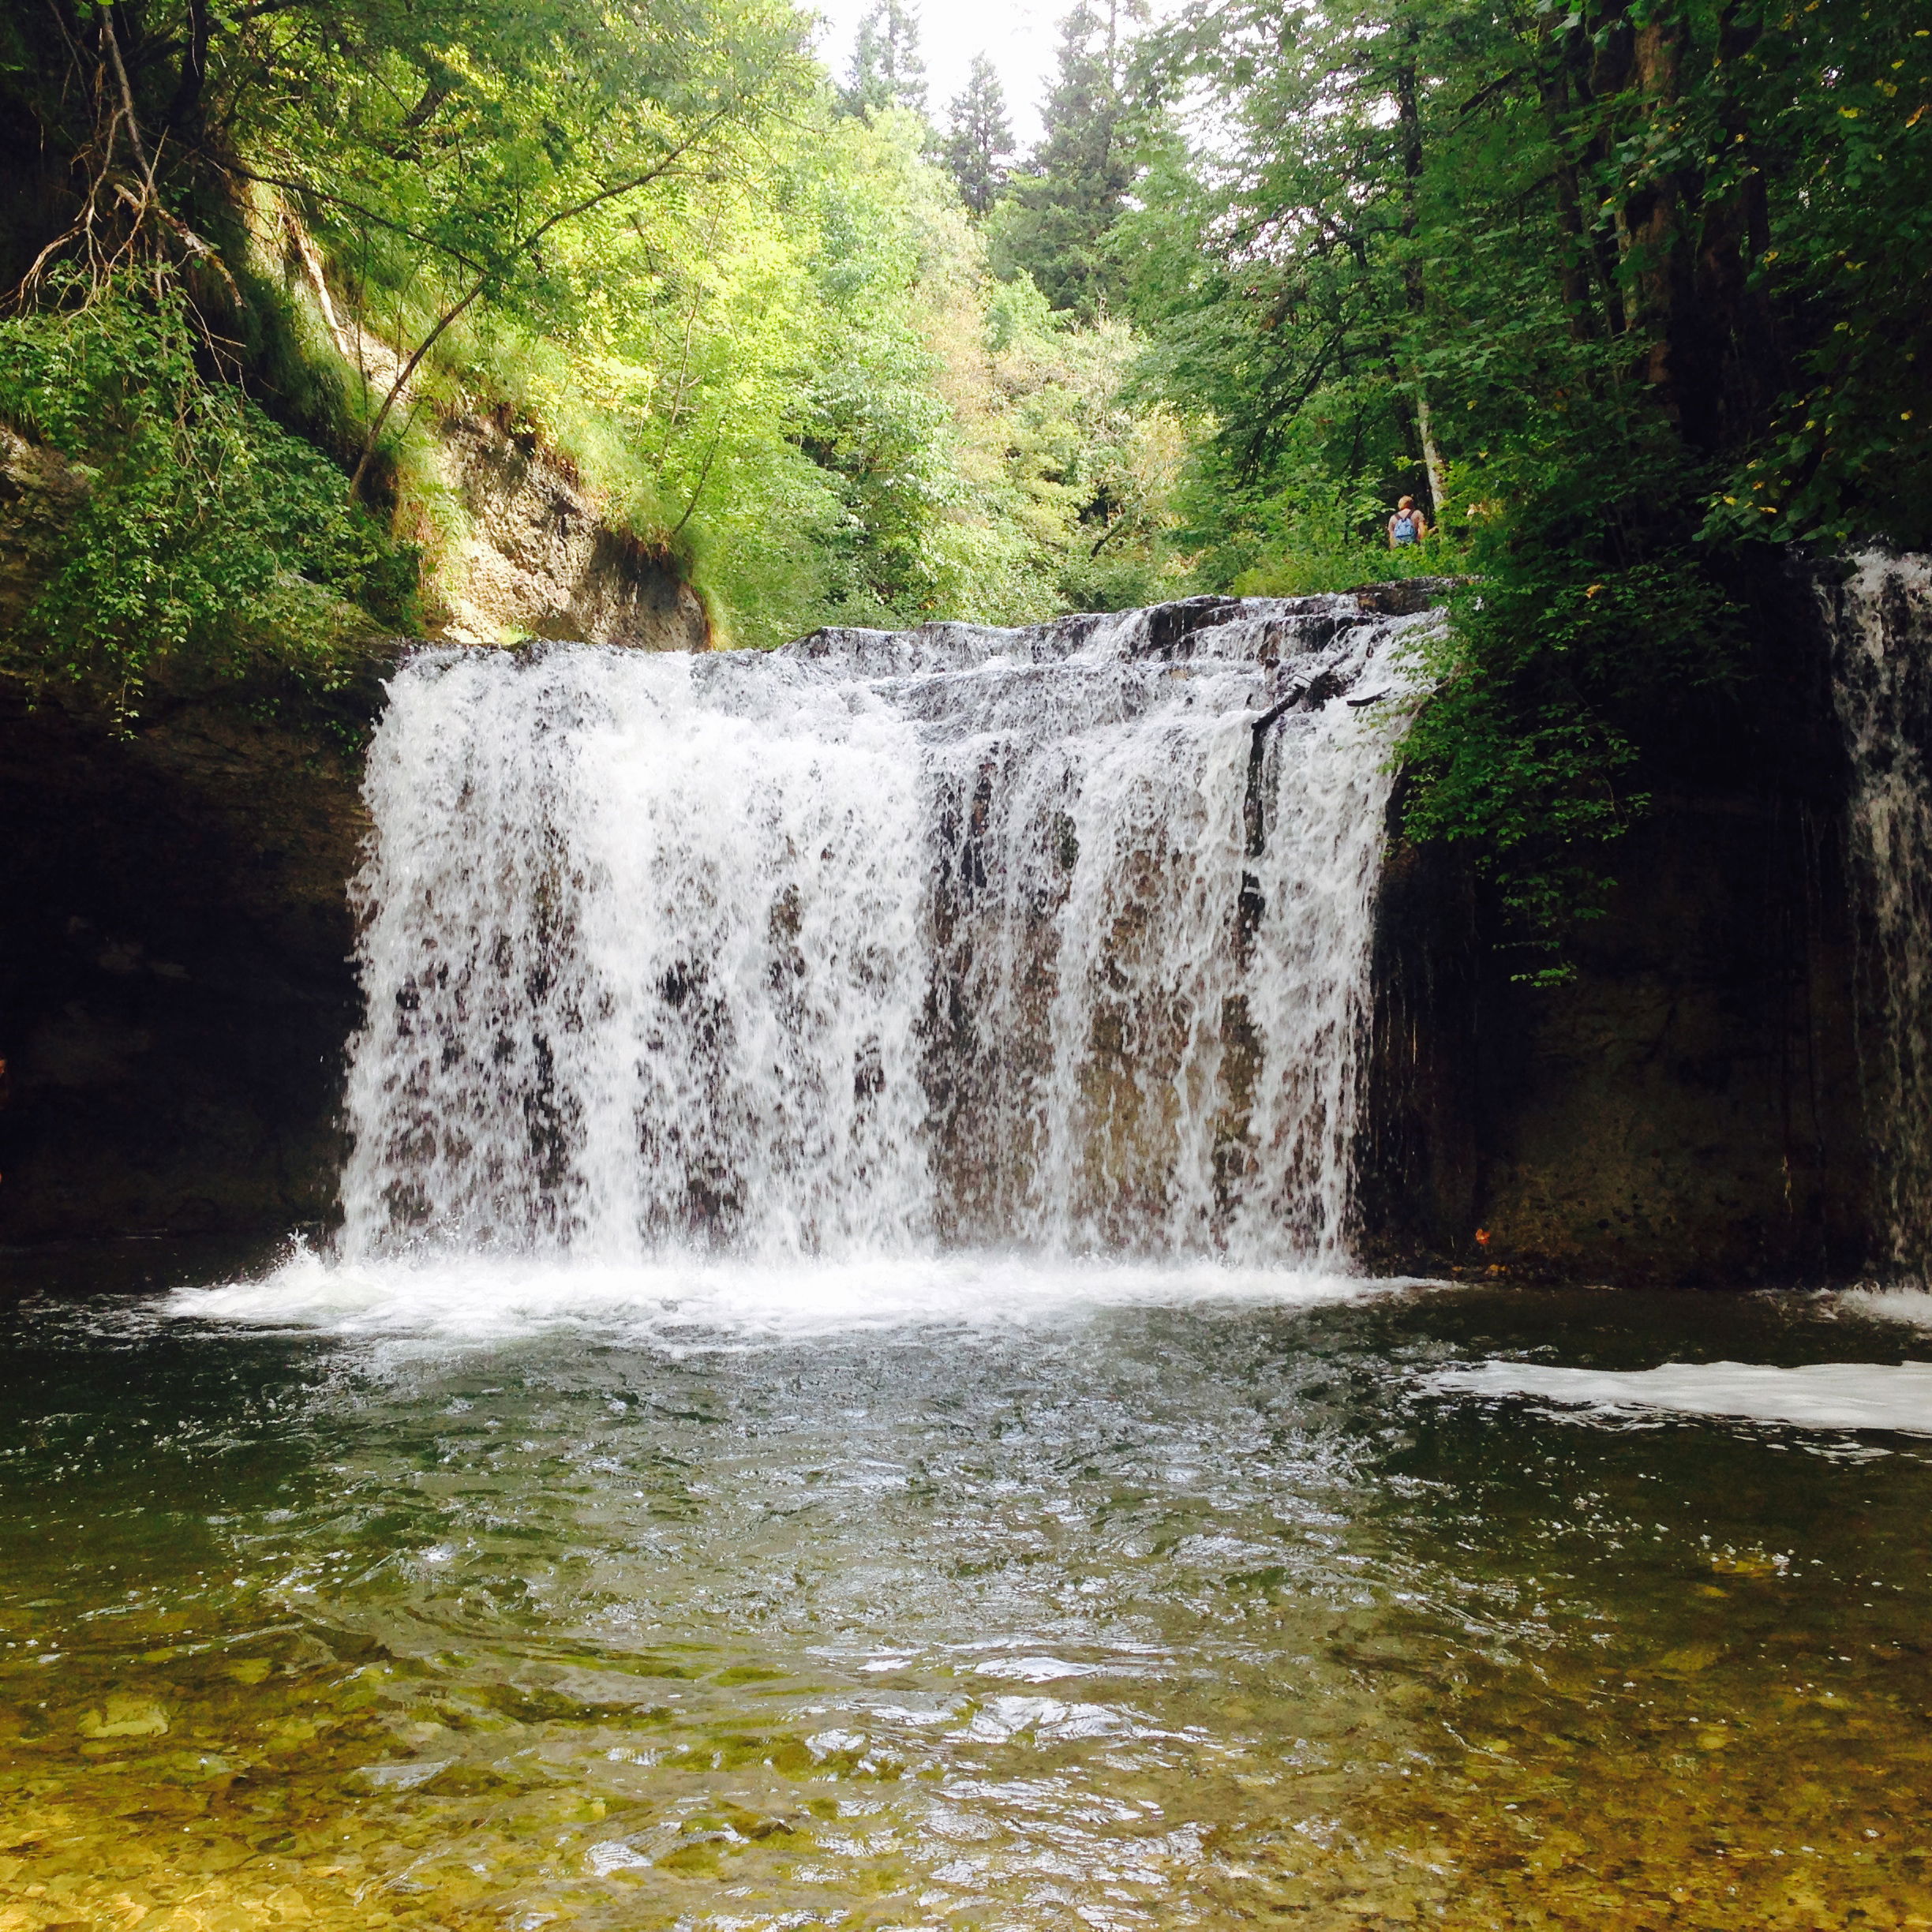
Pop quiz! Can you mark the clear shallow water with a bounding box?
[5,1250,1932,1930]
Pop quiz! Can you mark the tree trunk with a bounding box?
[1584,7,1634,336]
[1534,24,1598,340]
[1417,388,1448,522]
[1691,1,1781,447]
[1395,39,1444,518]
[1620,11,1714,440]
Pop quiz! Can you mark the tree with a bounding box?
[841,1,929,121]
[944,55,1014,216]
[1123,0,1931,966]
[990,0,1146,317]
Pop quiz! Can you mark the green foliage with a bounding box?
[941,264,1189,618]
[1118,0,1931,966]
[0,276,414,715]
[322,91,1182,646]
[244,0,814,513]
[1698,4,1932,548]
[1400,418,1743,977]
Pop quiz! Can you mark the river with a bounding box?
[6,591,1932,1929]
[3,1248,1932,1927]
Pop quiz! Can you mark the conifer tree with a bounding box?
[944,55,1014,216]
[841,0,929,120]
[992,0,1145,316]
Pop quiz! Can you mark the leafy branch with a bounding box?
[344,100,753,501]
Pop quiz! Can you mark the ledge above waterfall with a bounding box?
[781,583,1456,678]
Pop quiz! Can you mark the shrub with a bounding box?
[0,272,417,717]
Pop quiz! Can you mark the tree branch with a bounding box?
[348,102,747,500]
[212,160,486,272]
[100,3,153,185]
[668,430,722,539]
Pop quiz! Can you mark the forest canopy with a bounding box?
[2,0,1926,953]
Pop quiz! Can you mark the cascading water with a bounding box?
[1826,551,1932,1277]
[339,594,1436,1267]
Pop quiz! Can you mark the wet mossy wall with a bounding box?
[1360,555,1876,1286]
[0,676,373,1242]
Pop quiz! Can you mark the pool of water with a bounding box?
[3,1245,1932,1930]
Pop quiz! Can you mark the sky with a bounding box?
[811,0,1064,150]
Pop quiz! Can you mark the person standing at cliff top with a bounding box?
[1387,496,1428,548]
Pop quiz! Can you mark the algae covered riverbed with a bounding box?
[2,1246,1931,1930]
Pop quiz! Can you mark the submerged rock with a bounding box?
[78,1697,170,1739]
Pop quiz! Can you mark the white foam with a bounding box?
[1834,1287,1932,1330]
[1427,1358,1932,1435]
[167,1247,1408,1348]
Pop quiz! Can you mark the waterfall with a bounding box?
[1826,552,1932,1277]
[339,595,1435,1267]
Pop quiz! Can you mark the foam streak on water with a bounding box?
[340,597,1431,1267]
[1428,1357,1932,1435]
[172,1249,1398,1348]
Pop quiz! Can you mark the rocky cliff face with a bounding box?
[5,447,1924,1280]
[1360,553,1892,1286]
[1362,788,1867,1286]
[431,413,710,650]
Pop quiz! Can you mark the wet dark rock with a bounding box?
[0,670,376,1241]
[1355,576,1459,618]
[1358,552,1876,1286]
[785,586,1443,680]
[1134,595,1248,657]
